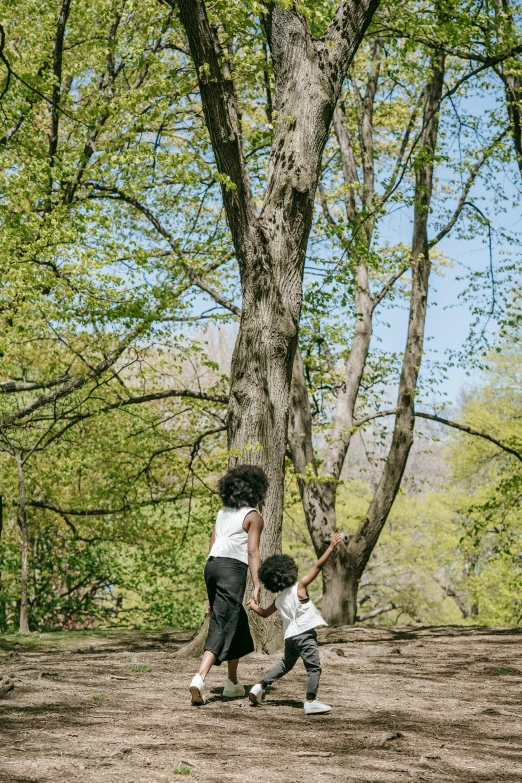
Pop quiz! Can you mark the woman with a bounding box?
[189,465,267,705]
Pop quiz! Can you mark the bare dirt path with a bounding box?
[1,625,521,782]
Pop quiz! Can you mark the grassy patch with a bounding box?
[0,627,188,654]
[132,665,152,673]
[493,666,521,675]
[173,764,192,775]
[91,694,104,702]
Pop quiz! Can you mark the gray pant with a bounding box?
[261,629,321,701]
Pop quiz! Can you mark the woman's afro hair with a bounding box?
[218,465,268,509]
[258,554,298,593]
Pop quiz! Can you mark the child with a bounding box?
[247,533,342,715]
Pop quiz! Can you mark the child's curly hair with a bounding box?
[218,465,268,509]
[258,554,298,593]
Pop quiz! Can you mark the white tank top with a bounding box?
[275,583,327,639]
[208,506,256,565]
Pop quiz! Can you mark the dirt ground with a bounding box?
[0,624,521,782]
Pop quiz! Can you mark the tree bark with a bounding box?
[321,552,358,625]
[174,614,210,660]
[15,452,30,634]
[176,0,379,650]
[0,494,5,631]
[495,0,522,178]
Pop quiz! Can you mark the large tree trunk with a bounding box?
[176,0,379,651]
[15,453,30,634]
[321,553,358,625]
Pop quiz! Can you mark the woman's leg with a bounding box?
[227,658,239,684]
[208,560,252,666]
[199,559,219,679]
[198,650,217,680]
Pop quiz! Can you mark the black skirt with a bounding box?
[204,556,255,665]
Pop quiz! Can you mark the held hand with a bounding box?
[251,584,260,605]
[247,597,259,612]
[205,602,211,615]
[329,532,343,550]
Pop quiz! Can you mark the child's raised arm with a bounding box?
[247,597,277,618]
[298,533,343,592]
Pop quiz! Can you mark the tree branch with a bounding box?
[428,127,509,249]
[374,24,522,66]
[48,0,72,177]
[177,0,256,255]
[373,265,409,308]
[88,183,241,316]
[324,0,382,91]
[332,104,360,224]
[353,408,522,463]
[358,602,396,621]
[0,23,12,103]
[0,375,72,394]
[317,180,340,228]
[381,97,421,204]
[416,411,522,463]
[0,312,161,428]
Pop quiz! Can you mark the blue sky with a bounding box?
[372,173,521,408]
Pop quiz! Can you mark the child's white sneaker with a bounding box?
[304,700,331,715]
[222,679,245,698]
[189,673,206,705]
[248,683,264,705]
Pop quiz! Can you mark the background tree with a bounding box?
[0,0,233,632]
[288,25,512,624]
[444,335,522,624]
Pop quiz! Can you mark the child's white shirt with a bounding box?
[275,583,327,639]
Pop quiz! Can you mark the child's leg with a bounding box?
[299,632,322,702]
[260,641,299,690]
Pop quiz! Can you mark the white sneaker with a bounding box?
[189,674,206,705]
[248,683,264,706]
[222,679,245,698]
[304,700,331,715]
